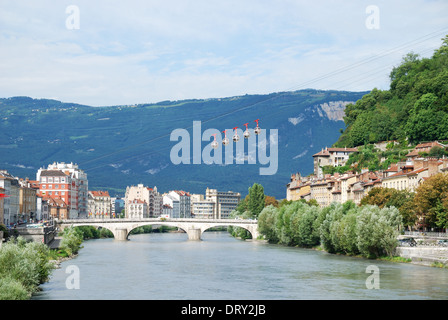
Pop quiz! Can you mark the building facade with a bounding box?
[36,162,88,218]
[125,184,163,218]
[168,191,191,218]
[88,191,112,219]
[127,199,148,219]
[0,171,20,226]
[312,147,358,178]
[191,200,215,219]
[205,188,240,219]
[163,194,180,218]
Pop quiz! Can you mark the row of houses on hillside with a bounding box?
[288,141,448,207]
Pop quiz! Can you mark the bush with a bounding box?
[60,227,83,256]
[0,277,29,300]
[0,236,55,299]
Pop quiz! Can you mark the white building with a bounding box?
[163,194,180,218]
[168,191,191,218]
[192,200,215,219]
[205,188,241,219]
[127,199,148,219]
[88,191,112,219]
[125,184,163,217]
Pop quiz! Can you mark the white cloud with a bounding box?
[0,0,447,106]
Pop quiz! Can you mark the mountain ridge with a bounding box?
[0,89,369,198]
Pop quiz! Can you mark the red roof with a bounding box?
[90,191,110,197]
[385,164,399,172]
[174,190,191,196]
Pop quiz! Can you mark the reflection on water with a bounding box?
[32,232,448,300]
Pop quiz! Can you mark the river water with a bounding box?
[32,231,448,300]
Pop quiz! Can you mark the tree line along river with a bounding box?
[31,231,448,300]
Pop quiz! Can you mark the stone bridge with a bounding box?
[57,218,259,241]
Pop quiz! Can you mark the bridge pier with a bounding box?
[114,228,129,241]
[186,228,202,241]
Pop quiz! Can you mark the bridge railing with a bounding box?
[58,217,258,224]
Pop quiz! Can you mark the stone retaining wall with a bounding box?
[15,226,56,245]
[395,247,448,267]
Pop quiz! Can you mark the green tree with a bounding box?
[414,173,448,230]
[248,183,265,218]
[60,227,83,256]
[258,205,280,243]
[428,146,448,158]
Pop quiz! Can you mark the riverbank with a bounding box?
[395,247,448,268]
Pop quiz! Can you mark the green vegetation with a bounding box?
[0,237,56,300]
[335,35,448,148]
[229,183,269,240]
[258,201,402,259]
[413,173,448,230]
[129,225,177,234]
[59,226,84,256]
[74,226,114,239]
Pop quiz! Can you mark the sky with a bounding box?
[0,0,447,107]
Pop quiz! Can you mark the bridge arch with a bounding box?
[60,222,116,238]
[58,218,259,241]
[201,223,257,240]
[126,222,188,238]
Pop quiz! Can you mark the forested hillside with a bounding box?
[0,90,367,198]
[334,35,448,148]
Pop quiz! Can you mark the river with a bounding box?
[32,231,448,300]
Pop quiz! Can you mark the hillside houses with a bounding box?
[288,141,448,207]
[312,147,358,178]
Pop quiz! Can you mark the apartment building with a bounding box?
[0,170,20,226]
[312,147,358,178]
[205,188,241,219]
[19,184,37,223]
[88,191,112,218]
[382,158,446,192]
[36,170,77,219]
[125,184,163,217]
[36,162,88,218]
[286,173,311,201]
[192,199,215,219]
[168,190,191,218]
[127,199,148,219]
[163,194,180,218]
[162,204,173,218]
